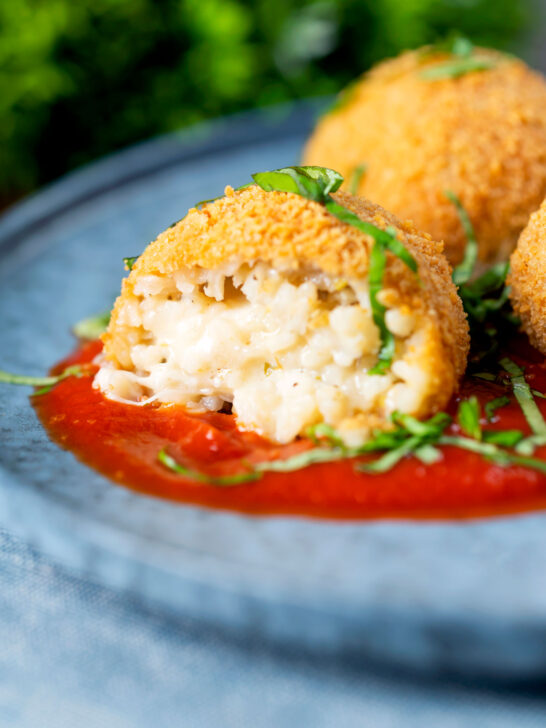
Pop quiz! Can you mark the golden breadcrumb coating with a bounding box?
[303,48,546,266]
[103,185,469,421]
[509,199,546,355]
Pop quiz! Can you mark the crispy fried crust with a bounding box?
[104,186,469,415]
[303,48,546,266]
[509,199,546,355]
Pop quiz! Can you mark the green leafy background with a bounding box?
[0,0,535,202]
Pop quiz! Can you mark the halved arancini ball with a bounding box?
[97,185,469,446]
[303,47,546,266]
[509,199,546,355]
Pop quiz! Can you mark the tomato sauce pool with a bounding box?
[32,338,546,520]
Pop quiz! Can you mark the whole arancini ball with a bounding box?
[303,46,546,266]
[509,199,546,355]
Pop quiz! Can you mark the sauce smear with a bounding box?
[33,339,546,520]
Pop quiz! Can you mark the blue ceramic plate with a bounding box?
[2,103,546,679]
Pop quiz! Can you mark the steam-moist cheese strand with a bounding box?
[98,182,468,447]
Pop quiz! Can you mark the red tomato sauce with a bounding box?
[32,338,546,520]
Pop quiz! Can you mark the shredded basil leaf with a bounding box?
[194,196,221,209]
[440,434,546,474]
[482,430,523,448]
[0,364,85,395]
[446,190,478,286]
[367,240,393,375]
[393,411,451,437]
[0,369,66,388]
[507,453,546,475]
[421,34,474,59]
[358,436,420,473]
[459,261,515,367]
[306,423,346,448]
[439,435,509,465]
[515,434,546,456]
[159,441,364,485]
[421,56,496,81]
[532,389,546,400]
[296,166,344,195]
[358,411,451,472]
[348,163,367,195]
[158,449,260,486]
[325,199,419,273]
[465,262,509,301]
[457,396,482,440]
[123,256,139,271]
[73,311,110,340]
[255,447,351,472]
[449,35,474,58]
[359,429,408,452]
[414,444,443,465]
[253,166,343,201]
[500,357,546,438]
[484,395,510,422]
[473,372,497,382]
[195,183,254,210]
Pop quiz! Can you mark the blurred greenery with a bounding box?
[0,0,532,200]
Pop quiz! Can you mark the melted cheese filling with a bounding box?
[95,262,431,445]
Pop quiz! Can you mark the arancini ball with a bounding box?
[303,47,546,266]
[97,179,469,446]
[509,199,546,355]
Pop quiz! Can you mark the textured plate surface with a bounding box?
[1,104,546,679]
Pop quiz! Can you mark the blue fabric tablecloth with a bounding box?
[1,526,546,728]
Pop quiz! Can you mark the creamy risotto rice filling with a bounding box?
[95,262,433,445]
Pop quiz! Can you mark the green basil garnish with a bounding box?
[439,434,546,474]
[255,447,350,472]
[457,396,482,440]
[482,430,523,448]
[515,435,546,456]
[500,357,546,438]
[421,56,496,81]
[421,34,475,60]
[73,311,111,340]
[306,422,346,448]
[452,194,516,366]
[473,372,497,382]
[158,449,260,486]
[367,239,393,375]
[447,190,478,286]
[484,395,510,422]
[252,166,344,200]
[348,163,367,195]
[358,436,421,474]
[0,364,86,396]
